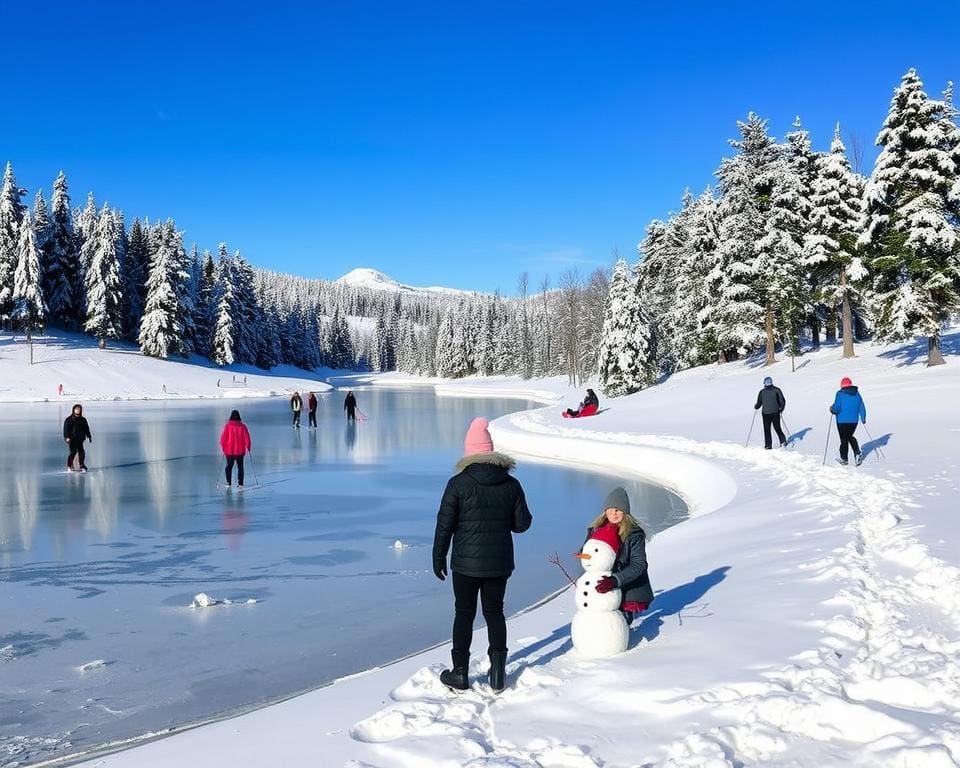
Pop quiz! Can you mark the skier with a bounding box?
[344,390,357,423]
[564,388,599,418]
[830,376,867,466]
[586,487,653,625]
[753,376,787,449]
[433,417,532,692]
[62,403,92,472]
[219,409,252,487]
[290,391,302,428]
[307,391,318,428]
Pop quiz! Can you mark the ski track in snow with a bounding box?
[347,414,960,767]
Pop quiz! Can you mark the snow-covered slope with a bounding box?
[0,332,331,402]
[335,267,470,296]
[76,330,960,767]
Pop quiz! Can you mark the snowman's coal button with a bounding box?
[583,591,588,596]
[582,603,588,607]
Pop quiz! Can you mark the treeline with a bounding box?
[596,68,960,396]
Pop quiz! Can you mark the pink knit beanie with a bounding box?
[463,417,494,456]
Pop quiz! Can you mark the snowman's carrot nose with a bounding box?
[575,553,591,560]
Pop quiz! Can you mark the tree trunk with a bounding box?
[928,335,946,367]
[765,303,776,366]
[825,305,837,342]
[811,315,821,349]
[841,277,855,359]
[28,328,34,365]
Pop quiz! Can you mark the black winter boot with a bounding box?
[440,651,469,691]
[488,650,507,692]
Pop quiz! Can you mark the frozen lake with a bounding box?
[0,390,685,765]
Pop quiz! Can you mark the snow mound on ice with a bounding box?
[77,659,107,673]
[191,593,258,609]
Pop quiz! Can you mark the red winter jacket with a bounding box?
[220,421,252,457]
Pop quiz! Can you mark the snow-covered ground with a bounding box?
[61,329,960,767]
[0,333,331,403]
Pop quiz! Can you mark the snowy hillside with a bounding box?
[0,332,331,402]
[77,329,960,767]
[336,267,471,296]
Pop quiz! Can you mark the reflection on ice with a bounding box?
[0,391,686,764]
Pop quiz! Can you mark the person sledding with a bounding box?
[564,388,600,419]
[585,487,653,624]
[754,376,787,449]
[830,377,867,466]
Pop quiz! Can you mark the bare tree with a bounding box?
[516,271,533,378]
[846,131,865,176]
[558,268,583,385]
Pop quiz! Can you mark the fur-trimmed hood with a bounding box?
[455,451,516,473]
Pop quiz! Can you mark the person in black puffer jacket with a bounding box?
[433,417,532,693]
[62,403,93,471]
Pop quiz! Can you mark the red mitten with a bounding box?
[595,576,617,594]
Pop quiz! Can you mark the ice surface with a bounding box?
[0,390,684,763]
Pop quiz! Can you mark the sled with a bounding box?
[562,403,599,419]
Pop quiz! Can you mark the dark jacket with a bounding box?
[290,394,302,412]
[308,393,318,411]
[830,386,866,424]
[63,413,92,443]
[754,385,785,415]
[433,452,532,578]
[586,525,654,604]
[583,390,599,409]
[344,393,357,413]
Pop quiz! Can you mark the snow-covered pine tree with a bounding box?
[807,124,867,359]
[711,113,778,362]
[678,188,720,368]
[0,162,26,316]
[138,220,192,358]
[371,313,390,372]
[211,252,235,366]
[756,142,807,365]
[12,210,46,334]
[859,69,960,366]
[75,192,98,320]
[121,219,150,340]
[84,204,124,347]
[32,191,54,316]
[192,250,216,356]
[597,259,654,396]
[230,252,258,365]
[49,172,79,326]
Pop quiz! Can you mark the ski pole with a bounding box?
[781,416,793,444]
[356,408,369,423]
[745,410,758,448]
[861,424,884,460]
[248,450,260,486]
[822,414,834,466]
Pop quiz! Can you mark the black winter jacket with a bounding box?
[586,525,654,604]
[433,452,532,578]
[344,393,357,413]
[63,414,92,443]
[754,385,785,415]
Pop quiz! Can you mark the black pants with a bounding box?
[837,422,860,461]
[292,410,300,426]
[67,440,86,469]
[225,455,245,485]
[308,410,317,427]
[451,572,508,659]
[346,409,356,422]
[762,413,786,449]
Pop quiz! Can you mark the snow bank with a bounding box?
[0,332,330,403]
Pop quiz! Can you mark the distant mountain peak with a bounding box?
[334,268,467,296]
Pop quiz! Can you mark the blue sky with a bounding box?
[3,1,957,292]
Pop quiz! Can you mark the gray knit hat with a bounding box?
[603,487,630,515]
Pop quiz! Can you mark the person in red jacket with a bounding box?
[219,410,252,487]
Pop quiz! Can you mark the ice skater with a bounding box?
[308,391,318,428]
[754,376,787,449]
[63,403,92,472]
[290,391,302,428]
[830,377,867,466]
[219,409,252,487]
[433,417,532,692]
[344,390,357,423]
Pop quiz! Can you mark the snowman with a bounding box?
[570,525,629,658]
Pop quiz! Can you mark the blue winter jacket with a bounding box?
[830,386,867,424]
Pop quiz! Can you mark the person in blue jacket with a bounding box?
[829,376,867,465]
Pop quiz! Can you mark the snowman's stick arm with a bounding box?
[548,552,577,586]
